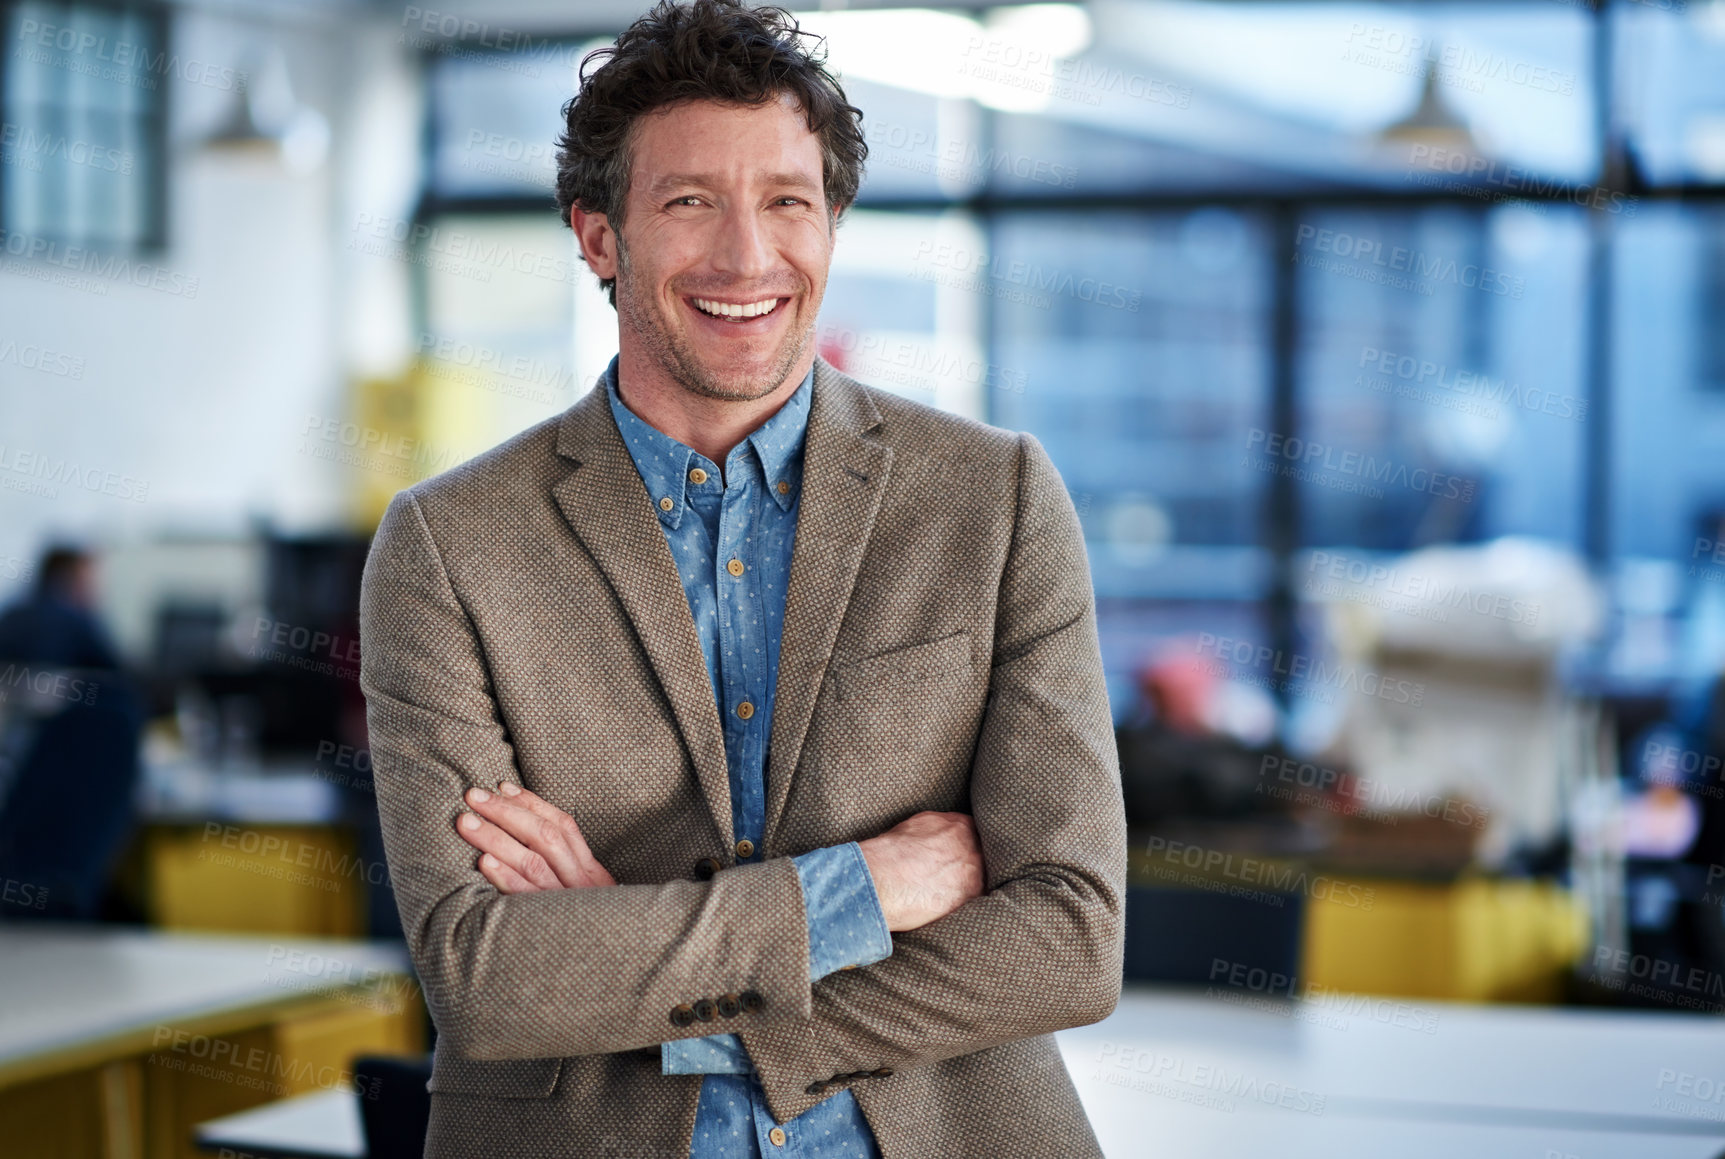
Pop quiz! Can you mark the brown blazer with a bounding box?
[358,357,1126,1158]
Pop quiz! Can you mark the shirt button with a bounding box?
[776,480,789,495]
[688,467,708,484]
[658,496,674,512]
[768,1127,787,1147]
[726,558,745,577]
[736,701,754,720]
[735,839,755,859]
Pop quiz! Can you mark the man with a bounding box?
[358,2,1124,1156]
[0,546,142,920]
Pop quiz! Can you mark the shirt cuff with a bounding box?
[657,843,890,1076]
[661,1033,753,1075]
[793,841,894,982]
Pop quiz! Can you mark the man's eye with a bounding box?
[775,197,804,207]
[669,196,702,207]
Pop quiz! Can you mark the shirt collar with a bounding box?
[603,355,813,528]
[604,358,695,529]
[745,365,813,513]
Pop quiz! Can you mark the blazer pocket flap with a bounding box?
[427,1053,563,1099]
[833,629,971,701]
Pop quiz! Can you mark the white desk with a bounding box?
[194,1089,363,1159]
[1060,1102,1723,1159]
[1057,987,1725,1159]
[0,924,419,1158]
[0,924,409,1081]
[195,1088,1723,1159]
[183,985,1723,1159]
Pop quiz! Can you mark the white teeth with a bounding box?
[692,297,780,318]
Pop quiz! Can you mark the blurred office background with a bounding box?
[2,0,1725,1156]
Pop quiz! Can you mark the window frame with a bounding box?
[0,0,170,253]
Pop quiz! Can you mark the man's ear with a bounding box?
[571,206,619,280]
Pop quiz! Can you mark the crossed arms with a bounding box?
[356,432,1126,1119]
[455,785,981,934]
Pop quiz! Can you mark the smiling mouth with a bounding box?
[690,296,783,320]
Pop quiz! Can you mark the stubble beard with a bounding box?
[614,236,814,404]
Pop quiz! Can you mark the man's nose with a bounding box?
[710,206,774,282]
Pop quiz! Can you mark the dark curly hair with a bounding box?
[554,0,868,306]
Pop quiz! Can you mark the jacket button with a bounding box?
[740,990,764,1013]
[693,998,717,1023]
[669,1005,695,1028]
[694,857,721,881]
[804,1081,827,1095]
[871,1067,893,1078]
[717,993,742,1018]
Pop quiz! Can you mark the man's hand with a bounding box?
[858,811,983,932]
[456,782,616,893]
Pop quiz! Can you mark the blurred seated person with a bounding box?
[1612,672,1725,998]
[1114,641,1279,824]
[0,545,143,920]
[1686,674,1725,974]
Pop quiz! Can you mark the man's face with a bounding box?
[607,95,835,401]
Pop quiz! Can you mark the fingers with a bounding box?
[476,850,538,894]
[463,785,593,886]
[456,809,562,890]
[455,784,617,890]
[494,782,612,883]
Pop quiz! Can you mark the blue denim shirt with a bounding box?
[603,357,893,1158]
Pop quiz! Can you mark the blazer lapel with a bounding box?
[550,386,733,850]
[763,359,893,846]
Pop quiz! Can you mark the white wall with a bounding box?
[0,5,423,633]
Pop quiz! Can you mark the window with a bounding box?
[1699,209,1725,393]
[1293,204,1588,553]
[406,0,1725,723]
[1,1,167,251]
